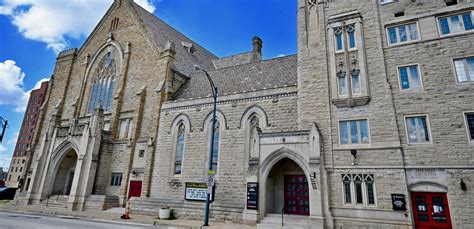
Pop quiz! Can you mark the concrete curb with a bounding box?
[0,207,191,228]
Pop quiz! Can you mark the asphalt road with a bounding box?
[0,211,154,229]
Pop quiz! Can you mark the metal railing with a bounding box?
[45,186,71,207]
[281,205,285,227]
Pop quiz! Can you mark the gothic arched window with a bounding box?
[174,123,186,175]
[88,51,117,113]
[210,121,220,173]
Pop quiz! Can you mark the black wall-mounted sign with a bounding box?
[391,194,406,211]
[247,182,258,210]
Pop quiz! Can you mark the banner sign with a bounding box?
[185,182,214,202]
[391,194,406,211]
[246,182,258,210]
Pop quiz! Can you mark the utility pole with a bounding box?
[0,116,7,143]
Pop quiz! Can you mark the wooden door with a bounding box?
[411,192,452,229]
[284,175,309,215]
[128,181,142,199]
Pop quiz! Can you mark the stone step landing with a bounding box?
[257,214,310,229]
[84,195,120,210]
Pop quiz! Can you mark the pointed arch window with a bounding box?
[88,51,116,113]
[174,123,186,175]
[210,121,220,173]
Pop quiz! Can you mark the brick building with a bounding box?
[18,0,473,228]
[6,81,48,189]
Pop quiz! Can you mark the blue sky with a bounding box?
[0,0,297,170]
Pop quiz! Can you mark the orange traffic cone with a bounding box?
[121,199,131,219]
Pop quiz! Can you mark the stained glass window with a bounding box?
[211,121,220,173]
[174,123,185,174]
[88,51,117,113]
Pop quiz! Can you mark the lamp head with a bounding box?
[350,149,357,159]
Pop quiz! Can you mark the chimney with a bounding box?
[252,36,263,63]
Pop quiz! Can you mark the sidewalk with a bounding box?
[0,201,256,229]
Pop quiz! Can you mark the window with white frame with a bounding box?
[174,123,185,175]
[453,57,474,83]
[438,12,474,36]
[465,113,474,141]
[339,119,370,145]
[110,173,122,186]
[405,116,431,143]
[387,23,419,45]
[342,174,376,206]
[118,118,133,140]
[398,64,422,90]
[380,0,394,4]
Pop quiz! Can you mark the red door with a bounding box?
[411,192,452,229]
[128,181,142,199]
[284,175,309,215]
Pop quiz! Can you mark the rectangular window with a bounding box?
[351,71,361,94]
[465,113,474,141]
[387,23,419,45]
[380,0,394,4]
[138,149,145,158]
[340,119,370,145]
[398,65,422,90]
[406,116,431,143]
[438,12,474,36]
[335,32,344,51]
[453,57,474,83]
[110,173,122,186]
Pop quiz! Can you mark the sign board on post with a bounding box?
[185,182,214,202]
[246,182,258,210]
[391,194,406,211]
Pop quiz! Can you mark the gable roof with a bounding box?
[129,2,217,76]
[173,55,297,100]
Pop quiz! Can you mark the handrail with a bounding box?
[281,205,285,227]
[45,186,71,207]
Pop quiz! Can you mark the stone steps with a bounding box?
[258,214,310,229]
[84,195,120,210]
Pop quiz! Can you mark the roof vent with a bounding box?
[181,41,195,55]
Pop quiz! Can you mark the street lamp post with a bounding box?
[0,116,8,144]
[194,65,218,227]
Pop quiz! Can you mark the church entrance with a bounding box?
[265,158,309,216]
[284,175,309,215]
[411,192,452,229]
[52,150,77,195]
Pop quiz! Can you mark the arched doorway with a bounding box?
[265,158,309,216]
[52,150,77,195]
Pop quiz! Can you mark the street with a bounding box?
[0,211,155,229]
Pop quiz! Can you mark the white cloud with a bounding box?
[0,60,29,112]
[0,60,51,112]
[0,145,7,154]
[0,0,156,53]
[0,157,11,170]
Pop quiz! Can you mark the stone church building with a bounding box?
[17,0,473,228]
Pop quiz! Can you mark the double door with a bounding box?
[411,192,452,229]
[284,175,309,215]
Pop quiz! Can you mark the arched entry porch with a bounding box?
[51,149,78,195]
[259,148,312,218]
[265,158,309,215]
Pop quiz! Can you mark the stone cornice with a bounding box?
[161,89,297,113]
